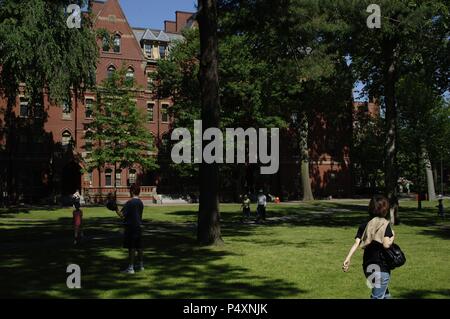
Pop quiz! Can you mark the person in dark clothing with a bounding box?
[115,184,145,274]
[342,195,396,299]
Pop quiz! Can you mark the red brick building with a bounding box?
[0,0,194,204]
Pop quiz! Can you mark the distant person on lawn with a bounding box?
[72,189,81,207]
[256,190,267,222]
[115,184,145,274]
[342,195,396,299]
[72,202,83,245]
[242,194,251,220]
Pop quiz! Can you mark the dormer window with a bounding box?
[159,45,166,59]
[144,43,153,57]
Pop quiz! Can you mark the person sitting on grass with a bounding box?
[73,202,83,245]
[242,194,251,221]
[114,184,145,274]
[342,195,396,299]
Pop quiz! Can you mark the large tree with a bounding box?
[197,0,223,245]
[0,0,98,203]
[86,68,158,194]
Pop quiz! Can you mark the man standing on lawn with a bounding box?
[115,184,145,274]
[256,190,267,222]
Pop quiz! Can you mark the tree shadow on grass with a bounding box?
[0,217,306,299]
[419,227,450,240]
[397,289,450,299]
[0,206,63,218]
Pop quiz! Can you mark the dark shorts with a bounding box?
[123,226,142,249]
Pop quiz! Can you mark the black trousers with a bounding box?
[257,205,266,220]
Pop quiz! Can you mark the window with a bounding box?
[19,98,29,118]
[62,99,71,119]
[85,99,94,118]
[125,67,134,85]
[113,34,121,53]
[144,43,153,57]
[147,102,155,122]
[115,170,122,187]
[159,45,166,59]
[102,36,110,52]
[107,65,116,79]
[84,171,93,186]
[147,73,154,90]
[35,99,44,118]
[161,104,169,122]
[85,131,93,152]
[105,169,112,187]
[62,131,72,146]
[129,169,137,185]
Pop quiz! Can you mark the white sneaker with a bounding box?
[121,267,135,274]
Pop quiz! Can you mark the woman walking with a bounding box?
[342,195,396,299]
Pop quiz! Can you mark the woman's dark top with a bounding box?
[356,222,393,274]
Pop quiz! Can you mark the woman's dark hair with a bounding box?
[368,195,390,218]
[130,184,141,196]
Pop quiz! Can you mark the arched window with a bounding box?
[125,67,134,86]
[102,35,110,52]
[105,169,113,187]
[62,130,72,146]
[107,65,116,79]
[113,34,121,53]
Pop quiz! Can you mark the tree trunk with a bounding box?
[197,0,223,246]
[5,93,17,205]
[423,148,436,201]
[383,39,399,221]
[416,149,422,210]
[299,111,314,201]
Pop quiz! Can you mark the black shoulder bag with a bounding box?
[381,243,406,270]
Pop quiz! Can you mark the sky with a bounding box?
[118,0,197,30]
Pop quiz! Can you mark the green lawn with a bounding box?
[0,199,449,299]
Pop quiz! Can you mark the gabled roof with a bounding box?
[157,30,170,42]
[143,29,158,41]
[132,28,181,43]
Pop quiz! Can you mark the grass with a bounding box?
[0,199,449,299]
